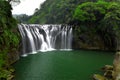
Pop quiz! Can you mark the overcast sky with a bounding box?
[12,0,46,15]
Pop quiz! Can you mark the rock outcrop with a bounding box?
[113,52,120,80]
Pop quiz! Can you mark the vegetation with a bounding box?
[73,0,120,79]
[15,0,120,50]
[2,0,120,79]
[73,0,120,50]
[26,0,116,24]
[4,0,120,79]
[27,0,99,24]
[0,0,20,79]
[13,14,30,23]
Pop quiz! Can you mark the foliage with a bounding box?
[0,0,20,79]
[26,0,117,24]
[27,0,99,24]
[0,68,15,80]
[13,14,30,23]
[73,0,120,50]
[73,1,109,22]
[7,0,20,6]
[16,0,120,50]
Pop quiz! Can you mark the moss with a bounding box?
[0,0,20,80]
[93,74,107,80]
[93,65,114,80]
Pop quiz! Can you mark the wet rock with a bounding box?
[93,74,106,80]
[101,65,113,72]
[113,52,120,80]
[104,70,114,79]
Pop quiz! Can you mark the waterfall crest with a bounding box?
[18,24,72,56]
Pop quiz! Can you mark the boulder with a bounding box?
[104,70,114,79]
[113,52,120,80]
[101,65,113,72]
[93,74,106,80]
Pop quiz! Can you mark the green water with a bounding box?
[14,50,114,80]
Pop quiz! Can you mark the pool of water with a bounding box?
[14,50,114,80]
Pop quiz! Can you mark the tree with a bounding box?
[0,0,20,79]
[73,0,120,50]
[5,0,21,6]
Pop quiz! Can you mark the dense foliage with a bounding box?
[0,0,20,79]
[26,0,116,24]
[73,0,120,50]
[28,0,99,24]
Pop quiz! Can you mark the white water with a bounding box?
[18,24,72,56]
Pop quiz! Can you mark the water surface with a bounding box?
[14,50,114,80]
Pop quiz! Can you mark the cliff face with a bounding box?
[72,32,106,50]
[72,25,117,51]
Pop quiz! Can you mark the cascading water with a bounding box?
[18,24,72,56]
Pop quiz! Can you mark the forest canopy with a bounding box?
[73,0,120,50]
[25,0,119,24]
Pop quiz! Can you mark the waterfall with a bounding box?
[18,24,72,56]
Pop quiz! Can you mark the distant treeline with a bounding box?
[15,0,119,24]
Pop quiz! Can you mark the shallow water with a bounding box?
[14,50,114,80]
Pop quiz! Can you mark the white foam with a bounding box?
[21,54,28,57]
[59,49,72,51]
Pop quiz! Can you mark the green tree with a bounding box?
[28,0,99,24]
[99,2,120,49]
[0,0,20,79]
[73,0,120,50]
